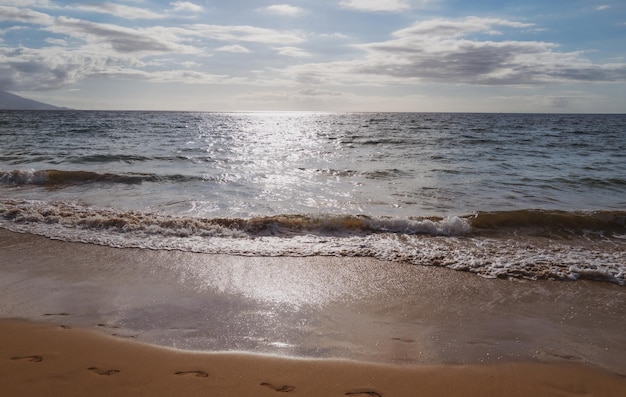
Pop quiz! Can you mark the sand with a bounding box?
[2,319,625,397]
[1,229,625,395]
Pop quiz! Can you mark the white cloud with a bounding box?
[0,25,28,37]
[125,69,234,84]
[45,37,68,46]
[271,17,626,87]
[180,60,201,68]
[0,45,121,90]
[0,3,307,92]
[0,41,246,92]
[46,17,182,54]
[339,0,412,13]
[596,5,611,11]
[0,6,54,25]
[189,24,304,45]
[390,17,534,39]
[319,32,350,40]
[216,44,251,53]
[0,0,52,7]
[73,3,164,20]
[275,46,311,57]
[170,1,203,13]
[263,4,304,16]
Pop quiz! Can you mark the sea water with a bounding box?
[1,111,625,284]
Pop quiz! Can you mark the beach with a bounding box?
[1,111,625,395]
[2,229,625,395]
[3,320,626,397]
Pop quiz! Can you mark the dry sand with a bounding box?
[2,319,625,397]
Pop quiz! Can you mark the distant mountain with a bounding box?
[0,90,68,110]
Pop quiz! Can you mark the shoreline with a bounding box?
[1,229,625,376]
[2,319,625,397]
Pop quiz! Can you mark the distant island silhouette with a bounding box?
[0,90,69,110]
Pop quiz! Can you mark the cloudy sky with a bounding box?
[1,0,625,112]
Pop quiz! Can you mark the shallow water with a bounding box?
[1,230,624,374]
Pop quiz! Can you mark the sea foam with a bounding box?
[1,199,624,285]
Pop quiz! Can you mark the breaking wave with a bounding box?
[0,169,201,187]
[469,209,626,237]
[0,199,624,285]
[0,199,470,238]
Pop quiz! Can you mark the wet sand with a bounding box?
[2,319,625,397]
[1,229,625,394]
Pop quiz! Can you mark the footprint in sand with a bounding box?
[345,390,382,397]
[112,333,138,339]
[391,337,415,343]
[260,382,296,393]
[97,323,120,329]
[43,312,70,317]
[87,367,120,376]
[175,370,209,378]
[11,355,43,363]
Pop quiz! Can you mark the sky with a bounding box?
[1,0,625,112]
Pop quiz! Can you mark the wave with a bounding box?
[469,209,626,237]
[1,199,622,241]
[0,169,200,187]
[0,199,470,238]
[67,154,153,164]
[308,168,408,180]
[0,199,624,285]
[534,176,626,189]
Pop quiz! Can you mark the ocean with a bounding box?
[1,111,625,284]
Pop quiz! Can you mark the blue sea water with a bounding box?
[1,111,625,283]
